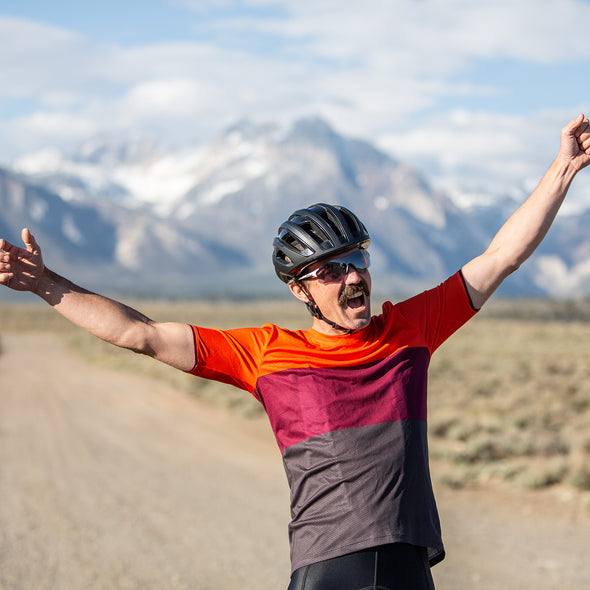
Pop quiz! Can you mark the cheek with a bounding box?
[309,284,341,307]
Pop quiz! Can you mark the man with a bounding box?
[1,115,589,590]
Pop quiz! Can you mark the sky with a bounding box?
[2,0,590,210]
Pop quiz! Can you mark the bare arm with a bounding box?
[462,114,590,309]
[0,229,196,371]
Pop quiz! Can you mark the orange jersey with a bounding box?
[188,271,477,571]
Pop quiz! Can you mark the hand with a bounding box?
[558,113,590,172]
[0,228,45,292]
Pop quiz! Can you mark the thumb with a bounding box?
[566,113,587,135]
[562,114,583,139]
[21,228,39,254]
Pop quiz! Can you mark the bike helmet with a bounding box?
[272,203,371,283]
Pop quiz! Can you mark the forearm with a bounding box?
[485,157,577,270]
[463,114,590,309]
[2,229,195,368]
[34,267,155,353]
[462,157,578,309]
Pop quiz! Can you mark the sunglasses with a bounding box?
[296,249,371,283]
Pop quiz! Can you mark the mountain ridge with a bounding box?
[2,116,589,300]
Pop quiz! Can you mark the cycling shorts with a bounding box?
[287,543,436,590]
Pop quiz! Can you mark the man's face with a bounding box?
[295,249,372,335]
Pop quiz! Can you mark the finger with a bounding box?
[0,270,14,284]
[0,237,15,253]
[578,126,590,152]
[574,118,589,137]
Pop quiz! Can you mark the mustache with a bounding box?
[338,280,370,306]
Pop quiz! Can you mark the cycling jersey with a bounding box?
[188,271,477,573]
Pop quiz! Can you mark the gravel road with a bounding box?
[1,333,589,589]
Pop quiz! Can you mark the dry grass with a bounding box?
[3,297,590,493]
[428,313,590,492]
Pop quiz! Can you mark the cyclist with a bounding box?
[1,114,589,589]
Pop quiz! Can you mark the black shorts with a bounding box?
[287,543,436,590]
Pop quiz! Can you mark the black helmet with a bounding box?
[272,203,371,283]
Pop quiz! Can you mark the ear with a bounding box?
[288,281,310,304]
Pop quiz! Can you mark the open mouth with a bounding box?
[339,282,369,310]
[345,292,366,309]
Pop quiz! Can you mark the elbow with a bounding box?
[128,342,156,357]
[496,247,527,279]
[503,259,522,278]
[114,324,156,357]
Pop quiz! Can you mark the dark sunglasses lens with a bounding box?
[337,250,369,272]
[356,250,370,269]
[316,250,370,282]
[316,262,348,281]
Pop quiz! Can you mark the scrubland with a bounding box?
[3,297,590,496]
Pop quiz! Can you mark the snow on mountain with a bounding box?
[3,116,590,299]
[11,124,284,215]
[0,165,249,298]
[0,166,118,271]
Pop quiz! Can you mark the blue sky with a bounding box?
[2,0,590,209]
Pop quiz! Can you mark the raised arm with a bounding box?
[0,229,196,371]
[462,114,590,309]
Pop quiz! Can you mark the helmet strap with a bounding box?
[294,280,354,335]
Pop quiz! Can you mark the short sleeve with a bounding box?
[187,324,272,393]
[393,270,478,353]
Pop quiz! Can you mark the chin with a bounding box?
[347,314,372,332]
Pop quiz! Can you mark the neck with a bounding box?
[311,316,355,336]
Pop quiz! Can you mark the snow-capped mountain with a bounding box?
[2,117,590,299]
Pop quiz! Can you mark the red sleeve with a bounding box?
[186,324,271,393]
[392,270,478,353]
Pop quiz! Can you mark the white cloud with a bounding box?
[118,78,212,118]
[207,0,590,66]
[8,110,98,143]
[3,2,590,134]
[1,1,590,207]
[0,17,104,97]
[379,107,590,212]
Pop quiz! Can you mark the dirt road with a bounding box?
[1,333,589,589]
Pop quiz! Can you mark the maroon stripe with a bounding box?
[254,346,430,451]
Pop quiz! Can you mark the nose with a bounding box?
[344,265,366,284]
